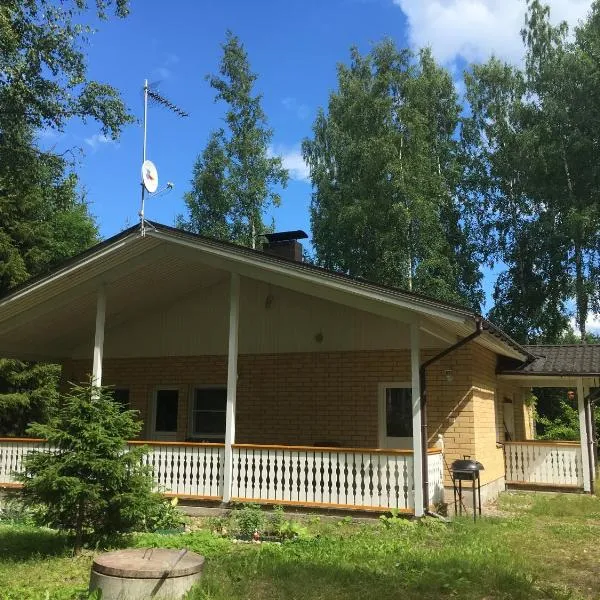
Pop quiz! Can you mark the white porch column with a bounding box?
[584,384,596,484]
[411,323,424,516]
[222,272,240,503]
[577,377,592,492]
[91,286,106,391]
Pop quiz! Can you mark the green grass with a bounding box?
[1,493,600,599]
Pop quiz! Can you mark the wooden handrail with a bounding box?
[232,443,443,455]
[0,438,443,454]
[128,440,225,448]
[0,438,46,443]
[503,440,581,447]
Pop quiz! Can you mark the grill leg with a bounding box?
[459,479,462,516]
[478,475,482,516]
[453,481,458,516]
[472,476,476,523]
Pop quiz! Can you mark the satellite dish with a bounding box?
[141,160,158,193]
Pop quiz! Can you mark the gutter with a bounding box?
[420,318,485,514]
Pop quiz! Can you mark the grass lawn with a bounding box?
[1,492,600,599]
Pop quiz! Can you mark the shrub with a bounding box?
[16,382,178,552]
[268,505,286,536]
[0,498,37,526]
[232,503,265,538]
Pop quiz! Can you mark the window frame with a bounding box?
[378,381,413,448]
[150,387,181,437]
[188,384,227,442]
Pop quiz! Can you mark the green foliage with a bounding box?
[2,493,600,599]
[0,1,132,136]
[379,509,416,529]
[0,360,60,436]
[303,41,482,309]
[179,31,288,247]
[0,0,133,436]
[0,498,38,526]
[462,0,600,342]
[16,383,174,552]
[536,400,580,441]
[268,504,286,535]
[231,503,266,537]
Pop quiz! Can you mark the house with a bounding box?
[0,222,598,515]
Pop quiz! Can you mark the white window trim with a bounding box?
[378,381,411,448]
[188,384,227,441]
[149,386,181,438]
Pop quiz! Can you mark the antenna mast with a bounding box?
[138,79,189,235]
[140,79,149,233]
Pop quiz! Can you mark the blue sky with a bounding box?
[40,0,594,319]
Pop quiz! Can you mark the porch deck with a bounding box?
[0,439,445,513]
[503,440,585,490]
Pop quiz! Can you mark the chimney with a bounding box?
[262,230,308,262]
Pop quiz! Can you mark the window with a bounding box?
[191,387,226,441]
[154,389,179,432]
[112,388,130,411]
[386,388,413,438]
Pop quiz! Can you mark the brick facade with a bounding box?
[63,344,530,489]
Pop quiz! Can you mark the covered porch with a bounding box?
[0,438,445,511]
[0,224,533,513]
[498,347,600,493]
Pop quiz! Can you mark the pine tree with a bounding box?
[178,32,288,247]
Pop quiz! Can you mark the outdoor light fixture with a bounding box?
[445,369,454,383]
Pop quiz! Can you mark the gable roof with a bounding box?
[0,221,533,361]
[500,344,600,377]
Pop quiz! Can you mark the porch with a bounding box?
[0,438,445,513]
[503,440,585,490]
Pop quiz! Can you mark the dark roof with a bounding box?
[0,220,533,359]
[500,344,600,376]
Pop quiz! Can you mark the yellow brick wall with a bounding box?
[62,345,502,487]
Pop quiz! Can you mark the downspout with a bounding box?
[420,318,485,515]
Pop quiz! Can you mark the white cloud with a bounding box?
[282,97,310,120]
[269,144,310,182]
[570,313,600,334]
[85,133,116,150]
[35,127,58,140]
[394,0,593,64]
[154,66,172,80]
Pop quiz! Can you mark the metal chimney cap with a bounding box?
[263,230,308,243]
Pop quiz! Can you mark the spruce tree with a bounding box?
[18,384,177,553]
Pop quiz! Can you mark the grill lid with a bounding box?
[451,458,484,472]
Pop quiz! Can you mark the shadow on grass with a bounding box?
[190,544,573,600]
[0,525,72,560]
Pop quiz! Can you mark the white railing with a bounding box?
[0,438,225,499]
[1,439,445,512]
[0,438,50,485]
[231,444,416,511]
[129,441,225,498]
[504,441,584,488]
[427,449,445,505]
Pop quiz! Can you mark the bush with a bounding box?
[0,498,37,526]
[537,400,580,440]
[232,503,265,538]
[16,382,179,552]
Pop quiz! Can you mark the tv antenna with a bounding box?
[139,79,189,235]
